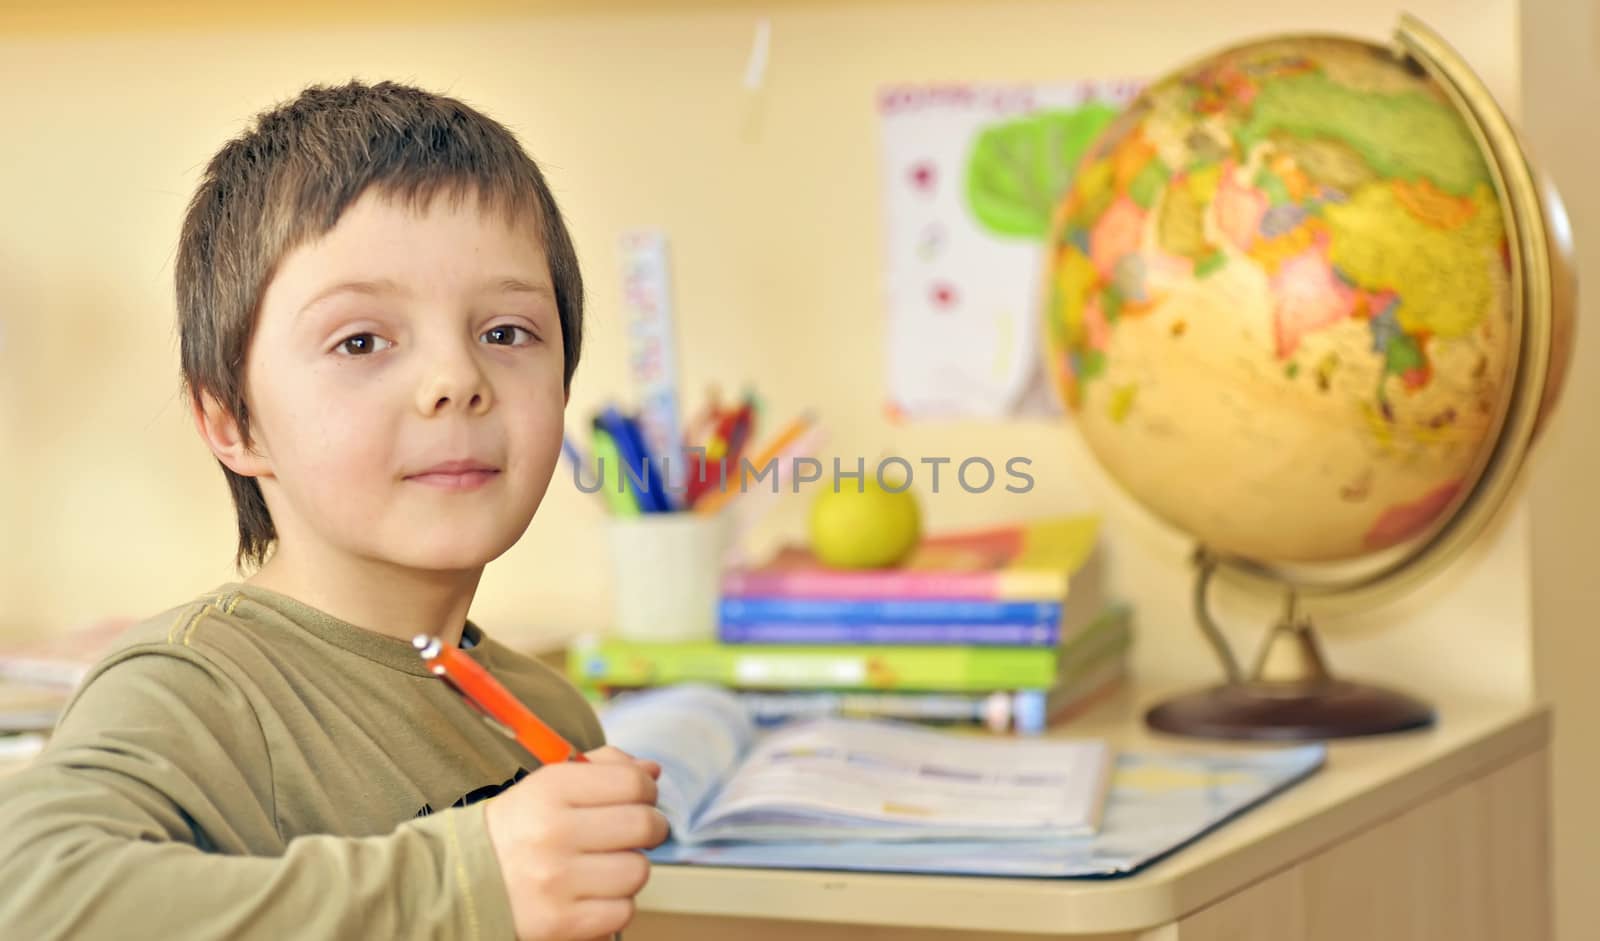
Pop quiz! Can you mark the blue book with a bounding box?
[719,597,1062,625]
[719,597,1066,646]
[718,620,1061,646]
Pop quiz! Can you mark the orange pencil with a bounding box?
[413,634,587,765]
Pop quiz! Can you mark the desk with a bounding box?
[631,682,1550,940]
[0,677,1548,939]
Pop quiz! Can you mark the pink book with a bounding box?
[721,515,1100,601]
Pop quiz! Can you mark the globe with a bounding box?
[1042,16,1576,739]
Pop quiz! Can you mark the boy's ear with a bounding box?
[191,391,271,478]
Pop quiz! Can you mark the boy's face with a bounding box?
[227,188,566,575]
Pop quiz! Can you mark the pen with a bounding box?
[689,398,754,507]
[415,637,623,941]
[621,410,680,512]
[682,384,723,454]
[596,407,673,513]
[696,411,816,516]
[563,430,618,515]
[708,398,754,463]
[591,425,643,517]
[413,634,588,766]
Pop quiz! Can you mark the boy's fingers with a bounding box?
[571,804,672,852]
[544,761,658,807]
[585,745,662,779]
[583,746,634,764]
[565,897,636,939]
[567,849,654,899]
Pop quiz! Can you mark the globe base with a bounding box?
[1145,679,1436,741]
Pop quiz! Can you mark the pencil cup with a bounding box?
[605,512,734,643]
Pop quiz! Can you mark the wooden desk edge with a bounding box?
[636,700,1550,935]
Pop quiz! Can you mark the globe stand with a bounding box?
[1145,552,1436,741]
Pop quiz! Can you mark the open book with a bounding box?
[598,684,1113,845]
[599,685,1328,878]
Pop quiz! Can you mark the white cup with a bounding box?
[605,512,734,643]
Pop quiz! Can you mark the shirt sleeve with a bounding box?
[0,648,516,941]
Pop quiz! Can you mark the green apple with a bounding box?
[808,474,921,569]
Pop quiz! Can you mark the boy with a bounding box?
[0,81,668,940]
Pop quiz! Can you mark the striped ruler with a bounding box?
[618,229,683,506]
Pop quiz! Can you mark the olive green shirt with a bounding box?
[0,583,605,940]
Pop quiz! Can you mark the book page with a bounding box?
[684,716,1112,845]
[648,744,1326,878]
[597,685,756,838]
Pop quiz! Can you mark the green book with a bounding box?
[570,605,1130,693]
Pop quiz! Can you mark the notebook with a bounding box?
[599,684,1113,846]
[601,685,1327,878]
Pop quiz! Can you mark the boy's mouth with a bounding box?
[406,460,501,491]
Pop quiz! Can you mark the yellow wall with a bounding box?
[1521,2,1600,939]
[0,0,1527,653]
[8,0,1592,929]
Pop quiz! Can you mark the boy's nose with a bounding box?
[426,390,487,413]
[417,358,494,417]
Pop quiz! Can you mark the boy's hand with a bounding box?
[485,746,668,941]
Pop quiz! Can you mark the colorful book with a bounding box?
[572,638,1056,691]
[718,564,1106,647]
[720,515,1100,601]
[721,650,1127,735]
[587,607,1132,733]
[721,597,1062,626]
[583,662,1124,737]
[764,607,1130,732]
[718,619,1063,647]
[573,604,1129,693]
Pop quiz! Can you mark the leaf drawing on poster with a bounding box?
[966,104,1123,240]
[881,81,1141,421]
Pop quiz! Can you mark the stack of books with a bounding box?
[0,616,133,761]
[569,515,1133,734]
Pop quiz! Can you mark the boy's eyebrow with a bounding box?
[297,278,405,320]
[295,277,550,320]
[489,278,554,299]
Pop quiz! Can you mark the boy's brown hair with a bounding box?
[175,80,584,569]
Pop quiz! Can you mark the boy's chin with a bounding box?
[381,533,523,575]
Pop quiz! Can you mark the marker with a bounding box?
[413,634,587,766]
[695,411,816,516]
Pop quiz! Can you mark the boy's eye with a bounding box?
[335,333,393,356]
[481,325,535,346]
